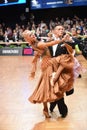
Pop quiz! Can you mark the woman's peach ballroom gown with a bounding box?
[28,47,74,104]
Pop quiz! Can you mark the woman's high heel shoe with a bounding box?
[43,110,51,118]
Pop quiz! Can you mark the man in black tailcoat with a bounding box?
[48,24,74,118]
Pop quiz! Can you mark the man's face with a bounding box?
[53,26,65,38]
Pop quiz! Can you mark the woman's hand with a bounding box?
[50,72,56,87]
[62,34,73,43]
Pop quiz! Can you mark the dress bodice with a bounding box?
[41,47,51,58]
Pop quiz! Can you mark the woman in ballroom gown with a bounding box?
[22,30,80,118]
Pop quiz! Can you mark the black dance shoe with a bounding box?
[66,88,74,96]
[61,112,68,118]
[78,74,82,78]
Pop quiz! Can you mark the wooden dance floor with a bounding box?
[0,55,87,130]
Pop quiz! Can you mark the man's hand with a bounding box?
[63,34,73,43]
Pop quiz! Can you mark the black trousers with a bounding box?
[50,97,68,115]
[50,88,74,115]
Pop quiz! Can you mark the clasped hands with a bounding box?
[62,34,73,43]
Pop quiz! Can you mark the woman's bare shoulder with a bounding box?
[37,41,47,49]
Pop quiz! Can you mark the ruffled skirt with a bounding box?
[29,54,74,103]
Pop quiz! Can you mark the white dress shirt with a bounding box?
[52,34,60,56]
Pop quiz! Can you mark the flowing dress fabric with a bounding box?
[29,51,74,103]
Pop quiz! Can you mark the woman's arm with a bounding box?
[37,39,64,49]
[22,30,71,50]
[22,30,64,49]
[38,34,71,49]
